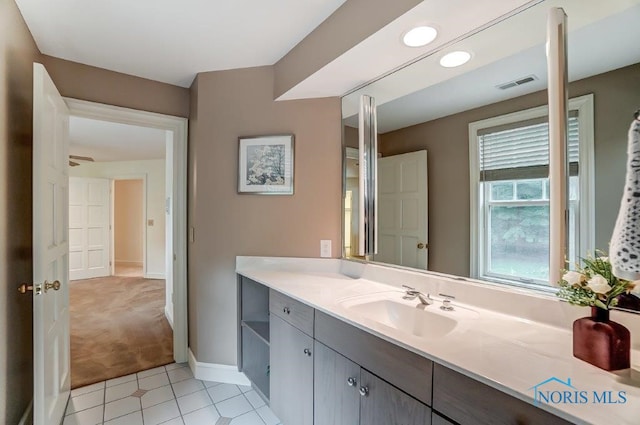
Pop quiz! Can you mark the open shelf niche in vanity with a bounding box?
[237,275,270,401]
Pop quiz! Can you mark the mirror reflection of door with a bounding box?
[375,150,428,269]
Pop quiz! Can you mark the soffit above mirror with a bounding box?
[278,0,539,100]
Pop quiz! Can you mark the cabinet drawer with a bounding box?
[315,310,432,405]
[433,364,571,425]
[270,289,314,336]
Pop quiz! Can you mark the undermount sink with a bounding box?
[338,292,478,339]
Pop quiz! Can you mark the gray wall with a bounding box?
[41,55,190,118]
[0,0,40,422]
[188,66,342,365]
[379,63,640,277]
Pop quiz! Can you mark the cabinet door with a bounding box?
[360,369,431,425]
[314,341,360,425]
[270,314,314,425]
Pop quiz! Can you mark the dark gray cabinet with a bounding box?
[314,341,360,425]
[314,341,430,425]
[270,314,314,425]
[360,369,431,425]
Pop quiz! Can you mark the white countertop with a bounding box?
[236,257,640,425]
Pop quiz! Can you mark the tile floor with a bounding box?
[64,363,282,425]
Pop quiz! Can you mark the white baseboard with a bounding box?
[18,400,32,425]
[145,272,166,279]
[188,349,250,386]
[164,304,174,329]
[115,261,143,267]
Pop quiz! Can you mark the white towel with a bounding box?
[610,118,640,281]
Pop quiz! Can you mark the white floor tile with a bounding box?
[142,399,181,425]
[103,410,143,425]
[203,380,221,388]
[237,385,252,393]
[66,389,105,414]
[161,417,185,425]
[168,366,194,383]
[62,405,103,425]
[177,389,213,415]
[106,373,137,388]
[182,405,221,425]
[215,394,252,418]
[230,411,267,425]
[104,396,141,422]
[165,362,189,371]
[172,378,205,398]
[105,380,138,403]
[70,381,105,398]
[138,372,170,390]
[242,391,265,409]
[141,385,176,409]
[255,406,280,425]
[207,384,241,403]
[137,365,167,379]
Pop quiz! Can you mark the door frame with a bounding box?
[110,175,148,277]
[64,98,189,363]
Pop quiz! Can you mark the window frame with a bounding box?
[469,94,595,289]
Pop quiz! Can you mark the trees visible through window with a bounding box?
[470,96,593,289]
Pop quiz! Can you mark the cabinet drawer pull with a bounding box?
[283,307,291,315]
[347,377,357,387]
[303,348,312,356]
[359,386,369,397]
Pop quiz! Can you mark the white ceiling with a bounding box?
[15,0,347,88]
[69,117,166,162]
[343,0,640,133]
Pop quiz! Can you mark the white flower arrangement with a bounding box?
[557,252,636,310]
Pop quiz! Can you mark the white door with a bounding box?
[69,177,111,280]
[33,63,71,425]
[375,150,428,269]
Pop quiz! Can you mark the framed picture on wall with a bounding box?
[238,134,294,194]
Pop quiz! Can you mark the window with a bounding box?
[470,95,594,288]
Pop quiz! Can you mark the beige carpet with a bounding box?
[69,276,173,389]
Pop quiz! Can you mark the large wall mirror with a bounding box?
[342,0,640,307]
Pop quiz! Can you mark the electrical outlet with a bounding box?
[320,240,332,258]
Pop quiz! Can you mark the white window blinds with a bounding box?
[479,113,579,181]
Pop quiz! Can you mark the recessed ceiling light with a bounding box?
[402,26,438,48]
[439,51,472,68]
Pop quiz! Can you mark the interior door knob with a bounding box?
[17,284,34,294]
[44,280,61,292]
[18,283,43,295]
[417,243,426,249]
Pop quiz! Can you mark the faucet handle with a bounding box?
[402,285,417,293]
[440,299,454,311]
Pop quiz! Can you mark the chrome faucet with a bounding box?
[402,285,433,306]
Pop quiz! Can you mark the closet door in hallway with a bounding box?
[69,177,110,280]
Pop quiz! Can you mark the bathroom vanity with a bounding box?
[236,257,640,425]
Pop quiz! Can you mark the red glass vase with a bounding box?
[573,307,630,371]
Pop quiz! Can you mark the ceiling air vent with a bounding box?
[496,75,538,90]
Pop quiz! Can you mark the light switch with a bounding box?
[147,219,154,226]
[320,240,332,258]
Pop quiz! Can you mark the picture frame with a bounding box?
[238,134,294,194]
